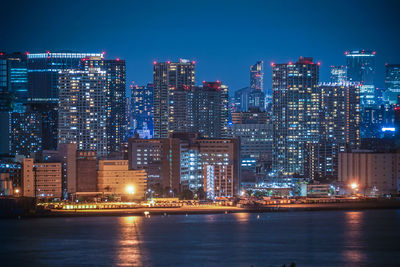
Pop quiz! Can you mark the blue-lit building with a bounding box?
[384,64,400,104]
[330,65,347,84]
[250,61,264,91]
[130,83,154,139]
[345,50,376,107]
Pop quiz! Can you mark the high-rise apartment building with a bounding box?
[384,64,400,104]
[153,59,195,138]
[272,57,320,177]
[81,57,127,153]
[193,81,229,138]
[346,50,376,107]
[58,68,108,157]
[310,83,360,181]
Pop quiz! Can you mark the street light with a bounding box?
[126,185,135,195]
[350,183,358,190]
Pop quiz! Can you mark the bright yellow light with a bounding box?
[15,189,20,194]
[350,183,358,189]
[126,185,135,195]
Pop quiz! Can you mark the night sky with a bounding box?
[2,0,400,93]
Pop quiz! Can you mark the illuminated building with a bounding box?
[130,83,153,138]
[339,152,400,196]
[231,110,272,183]
[81,57,127,153]
[234,87,251,112]
[97,160,147,199]
[128,133,239,197]
[193,81,229,138]
[272,57,320,177]
[330,65,347,84]
[204,165,234,199]
[384,64,400,104]
[9,109,42,156]
[153,59,195,138]
[0,52,28,155]
[250,61,264,91]
[310,83,360,181]
[0,161,22,194]
[345,50,376,107]
[58,68,108,157]
[22,158,62,199]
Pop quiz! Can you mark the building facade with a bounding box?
[384,64,400,104]
[272,57,319,177]
[58,68,108,157]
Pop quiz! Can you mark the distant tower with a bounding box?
[345,50,376,107]
[250,61,264,91]
[153,59,195,138]
[384,64,400,104]
[330,65,347,84]
[272,57,319,177]
[130,83,154,138]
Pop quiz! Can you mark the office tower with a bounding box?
[311,83,360,181]
[153,59,195,138]
[0,52,28,155]
[345,50,376,107]
[193,81,229,138]
[272,57,319,177]
[234,87,251,112]
[130,83,154,138]
[82,57,127,153]
[231,110,273,183]
[384,64,400,104]
[248,89,265,111]
[58,68,108,157]
[330,65,347,84]
[250,61,264,91]
[27,52,103,103]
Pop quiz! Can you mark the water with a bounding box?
[1,209,400,266]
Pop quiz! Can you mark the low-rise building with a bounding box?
[22,158,62,199]
[97,160,147,199]
[339,151,400,196]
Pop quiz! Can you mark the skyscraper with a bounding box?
[58,68,108,157]
[272,57,319,177]
[384,64,400,104]
[193,81,229,138]
[345,50,376,107]
[0,52,28,155]
[153,59,195,138]
[250,61,264,91]
[330,65,347,84]
[81,57,127,153]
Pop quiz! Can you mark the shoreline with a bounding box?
[28,200,400,218]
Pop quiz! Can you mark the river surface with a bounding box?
[1,209,400,266]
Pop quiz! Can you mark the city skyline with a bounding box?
[2,0,400,92]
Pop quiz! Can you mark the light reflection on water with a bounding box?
[342,211,366,264]
[116,216,144,266]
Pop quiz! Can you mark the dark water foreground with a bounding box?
[1,209,400,266]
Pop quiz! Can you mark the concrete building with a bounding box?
[272,57,319,177]
[204,165,234,199]
[76,151,97,193]
[128,133,240,198]
[97,160,147,199]
[153,59,195,138]
[339,151,400,196]
[58,68,108,157]
[22,158,62,199]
